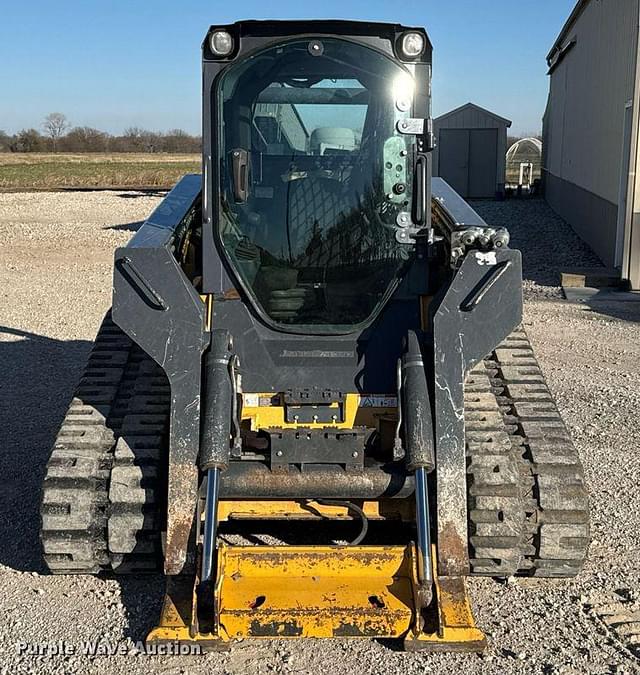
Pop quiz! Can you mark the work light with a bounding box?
[400,31,425,58]
[210,30,234,57]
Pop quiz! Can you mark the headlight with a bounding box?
[400,31,425,59]
[210,30,234,57]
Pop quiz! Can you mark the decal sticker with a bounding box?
[475,251,497,266]
[360,396,398,408]
[243,394,259,407]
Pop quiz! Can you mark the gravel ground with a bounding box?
[472,198,604,298]
[1,193,639,675]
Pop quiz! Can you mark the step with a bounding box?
[560,267,621,289]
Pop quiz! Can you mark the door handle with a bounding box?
[414,155,427,226]
[231,148,249,203]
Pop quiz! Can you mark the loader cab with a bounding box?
[202,22,433,332]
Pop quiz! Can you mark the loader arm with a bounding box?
[113,175,208,575]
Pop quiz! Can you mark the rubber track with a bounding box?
[466,326,590,577]
[41,313,133,573]
[108,356,169,572]
[40,314,169,574]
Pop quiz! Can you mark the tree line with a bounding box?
[0,113,201,153]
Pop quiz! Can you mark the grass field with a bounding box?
[0,153,201,190]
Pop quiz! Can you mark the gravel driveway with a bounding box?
[1,193,639,674]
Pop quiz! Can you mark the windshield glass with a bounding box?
[217,38,415,330]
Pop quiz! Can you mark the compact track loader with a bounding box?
[40,20,589,651]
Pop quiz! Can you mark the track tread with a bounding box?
[41,313,131,574]
[108,358,169,573]
[466,326,590,578]
[40,314,168,575]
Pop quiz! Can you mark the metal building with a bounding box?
[543,0,640,289]
[433,103,511,198]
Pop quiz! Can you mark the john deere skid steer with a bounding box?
[40,20,589,650]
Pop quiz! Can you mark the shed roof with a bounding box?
[434,102,512,127]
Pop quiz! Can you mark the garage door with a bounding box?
[438,128,498,198]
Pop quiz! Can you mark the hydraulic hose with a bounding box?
[312,498,369,546]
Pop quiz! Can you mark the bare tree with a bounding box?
[43,113,69,152]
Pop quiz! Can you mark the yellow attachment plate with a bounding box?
[216,545,413,639]
[147,544,486,650]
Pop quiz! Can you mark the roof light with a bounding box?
[400,32,425,59]
[210,30,233,57]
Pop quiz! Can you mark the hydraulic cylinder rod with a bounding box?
[201,467,221,583]
[414,467,433,597]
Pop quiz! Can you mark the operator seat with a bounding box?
[259,172,352,322]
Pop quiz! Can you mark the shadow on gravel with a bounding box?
[116,191,168,199]
[470,198,640,323]
[0,324,167,643]
[578,298,640,324]
[0,326,92,573]
[107,220,145,232]
[116,575,166,644]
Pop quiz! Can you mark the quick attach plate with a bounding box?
[268,428,366,472]
[283,387,345,424]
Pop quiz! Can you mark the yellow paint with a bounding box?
[147,544,486,649]
[215,545,412,639]
[241,393,399,432]
[404,546,486,651]
[217,499,412,522]
[241,393,360,430]
[199,294,213,331]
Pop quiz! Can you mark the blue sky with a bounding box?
[0,0,576,136]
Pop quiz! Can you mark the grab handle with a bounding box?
[119,256,168,311]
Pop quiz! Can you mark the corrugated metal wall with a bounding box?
[544,0,638,204]
[433,104,510,197]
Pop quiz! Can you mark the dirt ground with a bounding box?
[1,192,639,674]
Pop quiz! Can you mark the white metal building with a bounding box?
[433,103,511,198]
[506,138,542,187]
[543,0,640,289]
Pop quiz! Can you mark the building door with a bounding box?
[439,129,470,196]
[469,129,498,198]
[438,128,498,198]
